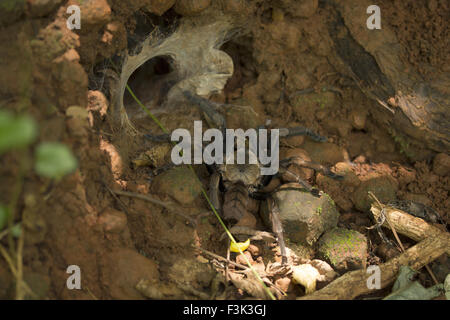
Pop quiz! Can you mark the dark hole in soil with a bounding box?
[123,55,177,120]
[220,36,258,101]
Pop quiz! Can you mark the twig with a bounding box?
[0,243,36,299]
[299,236,447,300]
[111,189,197,227]
[369,192,439,285]
[225,239,231,281]
[101,181,132,216]
[16,229,24,300]
[192,244,248,270]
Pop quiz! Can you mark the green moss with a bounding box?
[319,228,366,265]
[316,206,322,215]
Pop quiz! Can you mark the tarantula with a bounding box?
[148,91,343,263]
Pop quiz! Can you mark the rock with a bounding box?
[168,257,216,288]
[333,162,360,187]
[79,0,111,27]
[353,155,366,163]
[97,208,127,233]
[261,183,339,245]
[143,0,175,16]
[432,153,450,176]
[302,140,347,166]
[100,21,127,54]
[247,244,260,257]
[28,0,63,17]
[349,109,367,130]
[87,90,108,118]
[236,251,254,266]
[280,148,314,183]
[318,227,367,272]
[395,166,416,185]
[352,174,398,212]
[152,166,203,205]
[275,277,291,293]
[316,162,360,211]
[310,259,338,283]
[174,0,211,16]
[289,243,315,260]
[316,173,354,211]
[102,248,160,299]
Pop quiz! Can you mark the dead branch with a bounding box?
[299,235,447,300]
[298,203,450,299]
[370,203,450,255]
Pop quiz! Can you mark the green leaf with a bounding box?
[0,110,37,154]
[0,204,8,230]
[35,142,78,179]
[11,223,21,238]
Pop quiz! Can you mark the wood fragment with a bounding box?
[371,203,450,255]
[299,203,450,299]
[299,236,448,300]
[369,192,439,285]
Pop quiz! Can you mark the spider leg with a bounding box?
[280,156,344,180]
[279,126,327,142]
[182,91,227,132]
[268,197,288,265]
[144,133,171,142]
[276,166,321,197]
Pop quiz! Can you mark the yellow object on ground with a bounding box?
[230,238,250,253]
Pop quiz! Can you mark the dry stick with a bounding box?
[299,201,450,300]
[0,244,36,298]
[368,192,439,285]
[299,235,447,300]
[101,182,132,216]
[194,245,286,298]
[111,189,197,227]
[225,239,231,281]
[192,244,248,270]
[16,230,24,300]
[370,204,450,254]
